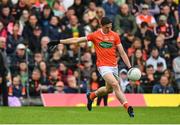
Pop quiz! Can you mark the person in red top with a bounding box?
[48,17,134,117]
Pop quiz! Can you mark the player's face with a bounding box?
[102,23,112,34]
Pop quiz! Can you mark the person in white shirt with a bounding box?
[136,4,156,29]
[119,69,129,92]
[146,47,167,71]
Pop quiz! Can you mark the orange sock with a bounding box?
[90,92,97,100]
[123,102,129,110]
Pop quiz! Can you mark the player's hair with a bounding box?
[100,17,112,26]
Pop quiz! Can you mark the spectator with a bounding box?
[125,80,144,93]
[8,75,26,98]
[152,75,174,93]
[142,0,160,15]
[85,1,97,20]
[0,0,12,10]
[29,68,42,97]
[58,62,73,86]
[48,66,61,93]
[6,22,24,55]
[121,33,135,51]
[84,17,100,35]
[146,47,167,71]
[49,49,62,68]
[155,35,169,56]
[83,0,103,7]
[40,5,53,28]
[135,22,155,42]
[45,16,62,41]
[89,70,99,91]
[95,7,105,22]
[160,4,177,25]
[15,0,29,20]
[136,4,156,29]
[0,5,14,27]
[154,15,174,40]
[52,0,66,19]
[73,69,80,83]
[119,69,129,92]
[19,9,30,33]
[175,34,180,54]
[82,12,90,27]
[0,75,2,93]
[10,43,33,75]
[22,14,39,40]
[0,20,7,38]
[39,0,48,11]
[70,0,85,21]
[33,51,43,68]
[102,0,119,22]
[161,0,179,25]
[18,61,28,87]
[131,49,146,73]
[140,65,156,93]
[81,52,94,81]
[56,43,69,62]
[114,3,137,36]
[29,26,43,52]
[173,49,180,93]
[154,62,165,82]
[0,35,8,106]
[39,61,49,85]
[163,69,174,88]
[40,36,50,61]
[64,75,78,93]
[126,0,139,16]
[127,37,142,58]
[155,35,171,67]
[64,15,85,38]
[30,5,41,19]
[169,33,180,59]
[60,7,75,28]
[142,37,153,58]
[54,81,64,93]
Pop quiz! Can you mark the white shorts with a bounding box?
[98,66,119,78]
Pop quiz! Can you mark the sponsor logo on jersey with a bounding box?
[99,41,113,48]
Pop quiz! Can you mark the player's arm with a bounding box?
[117,44,132,69]
[60,37,87,44]
[47,37,87,52]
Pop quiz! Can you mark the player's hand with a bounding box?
[47,40,60,53]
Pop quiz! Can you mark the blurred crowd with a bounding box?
[0,0,180,105]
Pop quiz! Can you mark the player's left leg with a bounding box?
[86,84,112,111]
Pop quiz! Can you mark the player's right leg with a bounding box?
[103,73,134,117]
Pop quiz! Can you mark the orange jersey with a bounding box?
[87,29,121,67]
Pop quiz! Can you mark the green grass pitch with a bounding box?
[0,107,180,124]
